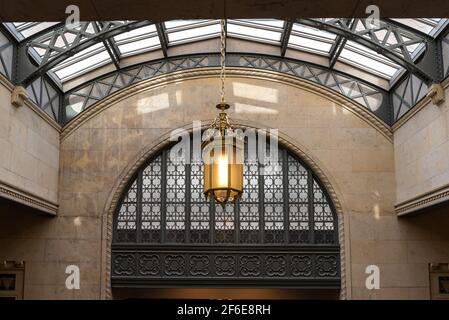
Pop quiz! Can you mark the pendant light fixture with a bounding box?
[202,19,244,204]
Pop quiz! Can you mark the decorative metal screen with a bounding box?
[63,54,388,125]
[112,138,340,288]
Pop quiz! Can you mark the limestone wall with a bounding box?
[0,72,448,299]
[55,74,411,299]
[0,78,59,214]
[394,83,449,210]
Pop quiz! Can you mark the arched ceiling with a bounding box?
[63,54,390,124]
[5,18,447,86]
[1,18,449,126]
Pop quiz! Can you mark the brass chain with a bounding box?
[220,18,226,104]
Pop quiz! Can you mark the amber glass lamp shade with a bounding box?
[203,136,244,204]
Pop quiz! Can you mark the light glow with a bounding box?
[232,82,279,103]
[217,154,229,188]
[136,93,170,114]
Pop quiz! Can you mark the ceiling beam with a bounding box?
[280,21,293,57]
[328,19,354,68]
[155,23,169,58]
[12,16,445,91]
[382,18,435,41]
[328,36,346,69]
[15,22,65,44]
[16,20,153,86]
[103,40,120,69]
[97,22,121,69]
[296,18,440,84]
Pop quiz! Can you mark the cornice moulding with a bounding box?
[395,183,449,216]
[0,181,58,216]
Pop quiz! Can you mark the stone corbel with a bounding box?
[427,83,445,106]
[11,86,29,108]
[2,260,25,269]
[430,263,449,272]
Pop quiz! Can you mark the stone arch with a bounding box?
[61,68,392,143]
[100,121,350,299]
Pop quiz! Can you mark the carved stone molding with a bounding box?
[395,183,449,216]
[11,86,28,108]
[427,83,446,106]
[0,181,58,215]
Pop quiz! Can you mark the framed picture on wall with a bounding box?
[430,263,449,300]
[0,261,24,300]
[439,276,449,294]
[0,274,16,291]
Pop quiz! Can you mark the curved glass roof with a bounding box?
[3,18,448,89]
[3,18,449,127]
[0,18,449,110]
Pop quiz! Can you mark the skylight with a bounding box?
[113,25,161,56]
[288,23,336,54]
[391,18,446,37]
[339,41,401,78]
[353,19,421,57]
[3,18,448,87]
[227,19,284,44]
[164,20,221,44]
[7,22,59,40]
[51,43,111,81]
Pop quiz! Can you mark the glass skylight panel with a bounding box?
[52,43,111,81]
[227,20,284,43]
[240,19,285,28]
[164,20,213,29]
[391,18,446,37]
[339,41,400,78]
[288,23,335,54]
[118,37,161,55]
[113,24,161,56]
[168,24,221,43]
[114,25,157,41]
[292,24,336,40]
[164,20,221,44]
[10,22,59,40]
[288,35,333,53]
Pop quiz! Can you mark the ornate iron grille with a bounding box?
[63,54,388,124]
[112,137,340,288]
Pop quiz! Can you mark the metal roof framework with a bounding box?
[0,18,448,126]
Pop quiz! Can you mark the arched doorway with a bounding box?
[111,134,341,299]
